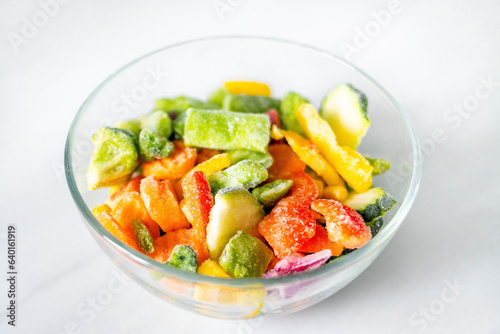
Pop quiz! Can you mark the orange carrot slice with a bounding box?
[142,141,197,180]
[267,144,306,181]
[110,191,160,239]
[92,204,139,251]
[150,228,209,265]
[140,176,190,233]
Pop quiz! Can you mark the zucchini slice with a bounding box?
[206,187,265,261]
[366,217,383,237]
[320,83,369,148]
[344,187,395,222]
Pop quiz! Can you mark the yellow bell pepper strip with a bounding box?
[174,153,231,199]
[224,81,271,97]
[322,185,348,202]
[197,259,231,278]
[274,126,345,187]
[296,104,372,193]
[189,153,231,175]
[270,124,284,140]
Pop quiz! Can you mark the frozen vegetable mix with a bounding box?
[87,80,395,284]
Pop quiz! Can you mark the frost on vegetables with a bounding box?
[86,81,395,280]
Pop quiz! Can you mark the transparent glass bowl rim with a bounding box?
[65,35,422,288]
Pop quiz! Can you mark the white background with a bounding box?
[1,0,499,333]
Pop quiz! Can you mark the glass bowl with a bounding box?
[65,36,421,319]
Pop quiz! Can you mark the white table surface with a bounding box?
[1,0,499,333]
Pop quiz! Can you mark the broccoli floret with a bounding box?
[138,128,174,162]
[166,245,198,272]
[140,110,172,139]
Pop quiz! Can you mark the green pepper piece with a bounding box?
[184,109,271,153]
[252,179,293,207]
[218,230,274,278]
[222,94,281,114]
[226,149,273,168]
[87,127,138,190]
[166,245,199,272]
[138,128,174,162]
[131,218,154,254]
[208,160,268,195]
[280,92,309,135]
